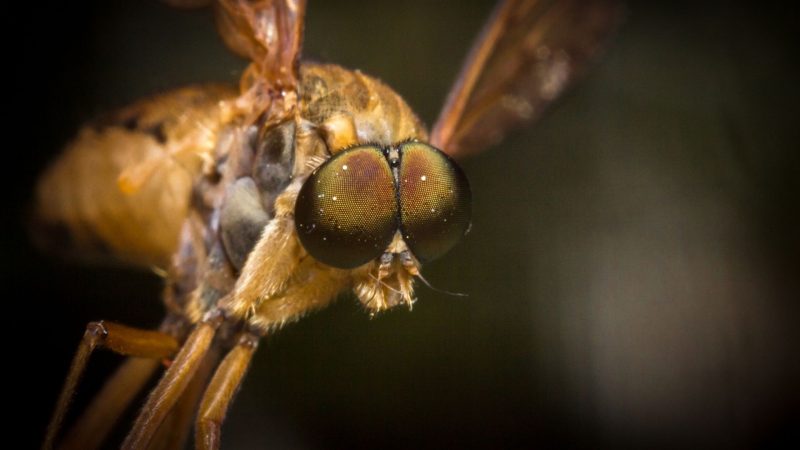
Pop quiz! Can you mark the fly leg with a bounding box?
[122,309,223,450]
[148,347,221,450]
[43,321,180,450]
[195,331,260,450]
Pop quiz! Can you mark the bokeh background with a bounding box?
[9,0,798,448]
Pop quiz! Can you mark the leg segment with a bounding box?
[43,322,179,450]
[148,347,221,450]
[122,310,223,450]
[195,332,260,450]
[60,357,160,450]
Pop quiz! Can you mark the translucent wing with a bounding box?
[430,0,623,159]
[214,0,306,91]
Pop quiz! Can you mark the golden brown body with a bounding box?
[36,62,427,329]
[36,64,422,264]
[39,2,621,449]
[38,62,428,450]
[35,85,236,268]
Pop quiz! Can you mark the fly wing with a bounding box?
[214,0,306,91]
[34,85,237,268]
[430,0,623,159]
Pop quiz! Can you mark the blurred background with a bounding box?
[8,0,798,448]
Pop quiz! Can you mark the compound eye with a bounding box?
[398,142,471,262]
[295,145,398,269]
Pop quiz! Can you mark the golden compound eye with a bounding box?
[295,145,398,268]
[398,142,471,262]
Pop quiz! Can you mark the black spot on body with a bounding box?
[142,122,168,144]
[114,112,168,144]
[121,114,139,131]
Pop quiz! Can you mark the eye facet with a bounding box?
[398,142,471,262]
[295,145,398,269]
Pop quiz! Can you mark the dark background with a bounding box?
[7,1,798,449]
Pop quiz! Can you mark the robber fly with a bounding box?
[37,1,621,449]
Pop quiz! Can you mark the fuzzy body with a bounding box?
[36,62,428,334]
[34,85,236,268]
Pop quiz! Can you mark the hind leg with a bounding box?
[43,321,179,450]
[122,311,223,450]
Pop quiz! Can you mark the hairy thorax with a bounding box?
[298,63,427,148]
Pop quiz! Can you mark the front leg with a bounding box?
[195,331,261,450]
[220,183,305,321]
[220,191,351,331]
